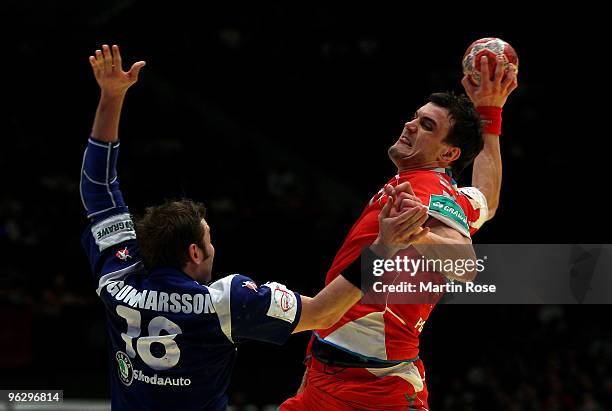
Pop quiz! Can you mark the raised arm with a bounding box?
[81,45,146,290]
[404,59,518,282]
[462,55,518,219]
[81,45,145,220]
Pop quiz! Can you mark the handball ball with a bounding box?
[462,37,518,85]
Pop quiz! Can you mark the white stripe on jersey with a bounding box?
[367,361,425,393]
[323,311,388,359]
[207,275,237,343]
[96,260,143,296]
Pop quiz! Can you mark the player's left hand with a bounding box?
[89,44,145,98]
[381,183,430,246]
[461,55,518,108]
[385,182,423,214]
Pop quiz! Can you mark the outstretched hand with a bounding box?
[89,44,145,97]
[462,55,518,108]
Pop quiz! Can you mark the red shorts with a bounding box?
[280,358,429,411]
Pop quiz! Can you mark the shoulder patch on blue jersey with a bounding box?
[263,282,298,323]
[427,195,470,238]
[91,213,136,251]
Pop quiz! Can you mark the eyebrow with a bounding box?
[415,110,438,130]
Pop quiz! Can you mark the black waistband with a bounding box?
[311,336,406,369]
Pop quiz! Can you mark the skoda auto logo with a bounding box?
[116,351,134,386]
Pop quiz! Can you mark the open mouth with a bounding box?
[400,136,412,147]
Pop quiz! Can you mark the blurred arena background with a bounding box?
[0,2,610,410]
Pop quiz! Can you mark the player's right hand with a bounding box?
[89,44,145,97]
[461,55,518,108]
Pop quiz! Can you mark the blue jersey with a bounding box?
[80,138,302,410]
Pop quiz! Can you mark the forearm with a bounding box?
[472,133,502,218]
[293,276,361,333]
[82,93,127,219]
[80,138,126,219]
[412,225,477,282]
[310,276,362,327]
[91,92,126,143]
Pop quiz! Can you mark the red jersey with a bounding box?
[281,168,489,410]
[316,168,488,361]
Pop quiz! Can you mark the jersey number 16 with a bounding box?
[116,305,183,371]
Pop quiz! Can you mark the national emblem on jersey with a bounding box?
[115,247,132,261]
[264,282,298,323]
[241,280,258,291]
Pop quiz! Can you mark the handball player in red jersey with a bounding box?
[281,56,518,410]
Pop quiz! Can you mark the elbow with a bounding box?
[451,269,477,283]
[487,207,497,220]
[451,253,479,283]
[464,269,478,283]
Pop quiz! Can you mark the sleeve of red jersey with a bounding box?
[409,175,487,239]
[457,186,489,236]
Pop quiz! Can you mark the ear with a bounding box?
[441,146,461,162]
[187,243,203,264]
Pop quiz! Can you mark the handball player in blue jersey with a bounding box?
[81,44,429,411]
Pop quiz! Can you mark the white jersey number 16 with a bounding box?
[116,305,182,371]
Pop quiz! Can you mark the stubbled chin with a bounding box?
[388,144,414,165]
[388,145,438,171]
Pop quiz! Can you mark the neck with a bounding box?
[397,160,450,173]
[182,265,199,282]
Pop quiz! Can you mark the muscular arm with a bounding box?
[462,55,518,219]
[412,218,477,282]
[91,94,125,143]
[294,275,361,333]
[472,134,501,218]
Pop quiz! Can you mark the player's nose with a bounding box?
[404,120,417,133]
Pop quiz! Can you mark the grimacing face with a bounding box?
[388,102,460,171]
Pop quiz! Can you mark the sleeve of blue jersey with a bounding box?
[80,137,143,288]
[229,275,302,345]
[80,137,128,222]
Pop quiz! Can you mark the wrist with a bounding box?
[476,106,502,136]
[409,232,429,246]
[100,90,128,101]
[371,238,398,259]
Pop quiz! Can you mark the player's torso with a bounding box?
[100,268,235,411]
[319,169,473,360]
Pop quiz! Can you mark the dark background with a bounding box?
[1,2,610,410]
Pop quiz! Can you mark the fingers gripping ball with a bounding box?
[462,37,519,85]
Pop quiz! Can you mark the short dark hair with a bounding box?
[427,92,483,176]
[135,199,207,270]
